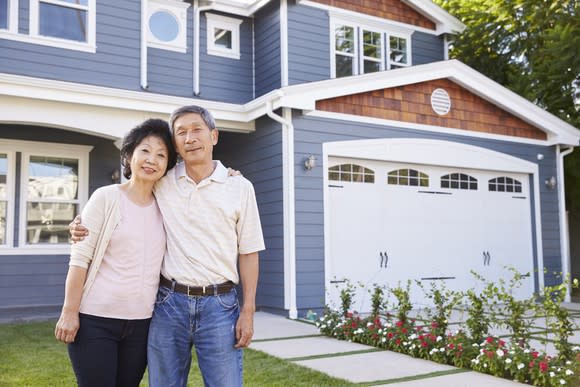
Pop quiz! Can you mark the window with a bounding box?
[387,169,428,187]
[0,0,18,33]
[28,0,96,51]
[0,139,90,253]
[206,13,242,60]
[331,18,411,78]
[441,173,478,190]
[489,177,522,193]
[147,0,189,53]
[329,164,374,183]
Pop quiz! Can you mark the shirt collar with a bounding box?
[176,161,228,184]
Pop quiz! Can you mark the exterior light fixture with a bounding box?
[304,155,316,170]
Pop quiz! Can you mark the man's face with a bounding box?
[173,112,218,167]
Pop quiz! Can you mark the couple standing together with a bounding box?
[54,105,265,387]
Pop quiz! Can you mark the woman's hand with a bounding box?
[227,167,242,177]
[55,311,80,344]
[69,215,89,243]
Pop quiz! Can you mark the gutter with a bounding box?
[194,0,215,96]
[265,98,297,319]
[140,0,148,89]
[557,145,574,301]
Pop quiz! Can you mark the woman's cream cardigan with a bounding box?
[69,185,121,301]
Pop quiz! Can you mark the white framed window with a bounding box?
[331,17,411,78]
[328,164,375,183]
[147,0,189,53]
[206,13,242,60]
[0,139,90,254]
[0,0,18,33]
[28,0,96,52]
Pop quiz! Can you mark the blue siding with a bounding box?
[1,0,141,90]
[291,113,561,312]
[287,2,330,85]
[254,0,281,97]
[216,117,285,310]
[198,13,254,103]
[412,31,445,65]
[0,125,119,310]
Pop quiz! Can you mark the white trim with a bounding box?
[306,110,551,147]
[0,150,16,248]
[147,0,190,53]
[141,0,149,89]
[322,138,542,303]
[280,0,289,87]
[558,146,574,301]
[206,13,242,60]
[28,0,96,52]
[402,0,465,34]
[532,172,545,290]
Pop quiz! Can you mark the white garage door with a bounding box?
[326,156,535,312]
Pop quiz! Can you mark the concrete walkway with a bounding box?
[250,310,580,386]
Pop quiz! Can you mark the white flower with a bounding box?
[560,379,566,385]
[496,349,504,358]
[524,349,530,354]
[517,363,525,370]
[505,358,512,364]
[566,361,572,366]
[565,369,574,376]
[381,337,387,343]
[472,343,479,348]
[409,334,417,340]
[472,359,480,365]
[573,346,580,351]
[378,329,383,334]
[436,336,442,342]
[550,372,556,377]
[367,322,373,327]
[439,347,445,352]
[484,363,488,368]
[321,324,326,329]
[410,344,416,350]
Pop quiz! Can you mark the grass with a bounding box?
[0,321,356,387]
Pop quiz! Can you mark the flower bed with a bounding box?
[316,276,580,386]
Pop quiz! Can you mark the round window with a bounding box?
[149,11,179,42]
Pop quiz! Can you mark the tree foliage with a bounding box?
[434,0,580,209]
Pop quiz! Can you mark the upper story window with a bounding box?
[488,177,523,193]
[206,13,242,60]
[329,164,375,183]
[0,139,90,253]
[441,173,478,190]
[331,18,411,78]
[147,0,189,53]
[0,0,18,33]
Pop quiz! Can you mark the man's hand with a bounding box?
[234,309,254,348]
[69,215,89,243]
[55,310,80,344]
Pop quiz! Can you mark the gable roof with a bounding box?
[252,60,579,146]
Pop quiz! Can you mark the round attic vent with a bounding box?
[431,88,451,115]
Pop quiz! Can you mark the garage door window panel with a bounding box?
[489,177,522,193]
[329,164,374,183]
[387,168,428,187]
[441,173,477,190]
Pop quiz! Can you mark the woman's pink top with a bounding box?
[80,188,166,319]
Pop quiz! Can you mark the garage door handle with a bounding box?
[483,251,491,266]
[380,251,388,268]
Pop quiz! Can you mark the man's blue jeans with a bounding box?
[147,285,242,387]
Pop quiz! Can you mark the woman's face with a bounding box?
[130,135,169,183]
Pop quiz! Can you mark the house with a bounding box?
[1,0,579,319]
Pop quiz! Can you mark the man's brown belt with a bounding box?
[160,276,235,296]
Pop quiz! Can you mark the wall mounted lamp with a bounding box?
[111,168,121,184]
[304,155,316,170]
[545,176,557,190]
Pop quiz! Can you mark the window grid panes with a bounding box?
[38,1,88,42]
[440,173,478,190]
[335,24,355,77]
[389,36,408,69]
[214,28,232,49]
[387,169,429,187]
[0,0,8,29]
[329,164,375,183]
[26,156,79,245]
[362,29,381,74]
[488,177,522,193]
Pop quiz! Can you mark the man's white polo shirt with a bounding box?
[154,161,265,287]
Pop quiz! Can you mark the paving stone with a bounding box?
[372,370,526,386]
[253,312,319,340]
[251,336,371,359]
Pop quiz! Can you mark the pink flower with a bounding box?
[486,337,494,344]
[532,351,539,359]
[539,361,548,373]
[396,321,403,327]
[498,340,505,347]
[448,343,455,349]
[486,351,494,359]
[387,332,394,338]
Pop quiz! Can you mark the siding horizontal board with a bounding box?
[254,0,281,97]
[412,31,445,65]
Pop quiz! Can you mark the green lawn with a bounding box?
[0,321,355,386]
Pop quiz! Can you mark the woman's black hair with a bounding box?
[120,118,177,179]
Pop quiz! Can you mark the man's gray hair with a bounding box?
[169,105,216,134]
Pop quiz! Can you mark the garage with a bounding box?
[324,139,538,312]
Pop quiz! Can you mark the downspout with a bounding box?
[193,0,214,96]
[266,99,297,319]
[140,0,148,89]
[557,145,574,301]
[280,0,289,87]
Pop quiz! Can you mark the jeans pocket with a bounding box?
[155,286,172,305]
[216,289,239,310]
